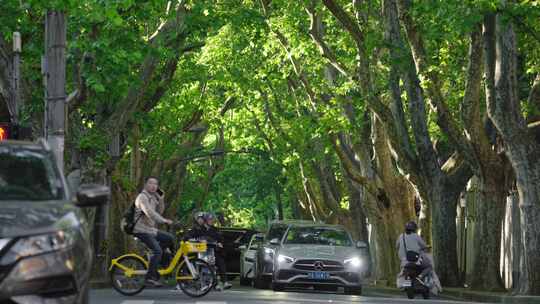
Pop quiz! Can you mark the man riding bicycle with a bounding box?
[133,177,175,287]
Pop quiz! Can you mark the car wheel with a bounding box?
[272,282,285,292]
[406,287,415,299]
[253,261,271,289]
[344,286,362,296]
[254,275,271,289]
[240,276,252,286]
[80,283,90,304]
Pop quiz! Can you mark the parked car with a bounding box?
[253,220,309,289]
[239,233,264,285]
[218,227,258,280]
[271,222,368,295]
[0,139,109,304]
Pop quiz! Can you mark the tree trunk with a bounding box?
[509,191,522,291]
[371,216,401,284]
[427,177,461,287]
[483,12,540,294]
[345,181,369,242]
[508,150,540,295]
[469,175,506,290]
[275,186,284,220]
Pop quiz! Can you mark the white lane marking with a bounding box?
[120,301,155,304]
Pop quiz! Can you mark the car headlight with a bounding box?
[277,254,295,264]
[1,230,74,265]
[344,257,362,268]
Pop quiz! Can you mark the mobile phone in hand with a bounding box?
[156,188,164,196]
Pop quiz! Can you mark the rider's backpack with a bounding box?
[120,193,148,234]
[121,203,139,234]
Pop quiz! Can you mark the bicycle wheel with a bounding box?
[110,256,147,296]
[176,258,216,298]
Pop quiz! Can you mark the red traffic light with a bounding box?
[0,123,9,141]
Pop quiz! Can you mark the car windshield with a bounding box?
[284,226,352,246]
[0,149,63,201]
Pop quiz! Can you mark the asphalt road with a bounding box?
[90,284,492,304]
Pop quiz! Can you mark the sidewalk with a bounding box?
[443,288,540,304]
[366,283,540,303]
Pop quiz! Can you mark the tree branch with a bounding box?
[460,24,496,175]
[382,0,436,180]
[527,74,540,119]
[67,52,91,112]
[323,0,421,183]
[484,13,526,141]
[305,2,352,79]
[330,132,387,200]
[0,36,15,120]
[322,0,364,50]
[441,152,473,198]
[396,0,471,161]
[180,41,205,53]
[104,2,187,136]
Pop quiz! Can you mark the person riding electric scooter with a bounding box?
[203,213,232,291]
[396,221,432,278]
[396,221,442,299]
[183,212,208,240]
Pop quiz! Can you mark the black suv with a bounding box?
[0,140,109,304]
[219,227,258,279]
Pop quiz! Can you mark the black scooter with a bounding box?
[401,262,431,299]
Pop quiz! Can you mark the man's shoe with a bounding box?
[223,282,232,290]
[215,282,224,291]
[145,278,163,288]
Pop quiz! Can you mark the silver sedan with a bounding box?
[271,224,369,295]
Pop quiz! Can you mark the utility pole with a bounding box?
[12,31,21,124]
[44,11,66,171]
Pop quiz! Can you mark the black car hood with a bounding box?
[0,200,78,238]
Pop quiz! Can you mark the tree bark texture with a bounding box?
[483,12,540,295]
[469,174,507,290]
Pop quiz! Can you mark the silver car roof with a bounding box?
[270,220,348,230]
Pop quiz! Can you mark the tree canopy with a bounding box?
[1,0,540,295]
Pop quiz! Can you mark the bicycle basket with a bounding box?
[183,242,207,253]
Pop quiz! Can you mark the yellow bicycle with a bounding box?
[109,240,216,297]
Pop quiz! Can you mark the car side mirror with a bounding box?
[270,238,280,245]
[356,241,368,249]
[75,184,110,207]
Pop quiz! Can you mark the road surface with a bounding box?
[90,284,491,304]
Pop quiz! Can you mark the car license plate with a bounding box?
[308,272,329,280]
[402,279,412,287]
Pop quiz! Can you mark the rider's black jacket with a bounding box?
[204,225,224,244]
[182,223,224,249]
[183,223,207,241]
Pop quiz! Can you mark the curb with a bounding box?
[443,288,540,304]
[364,285,540,303]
